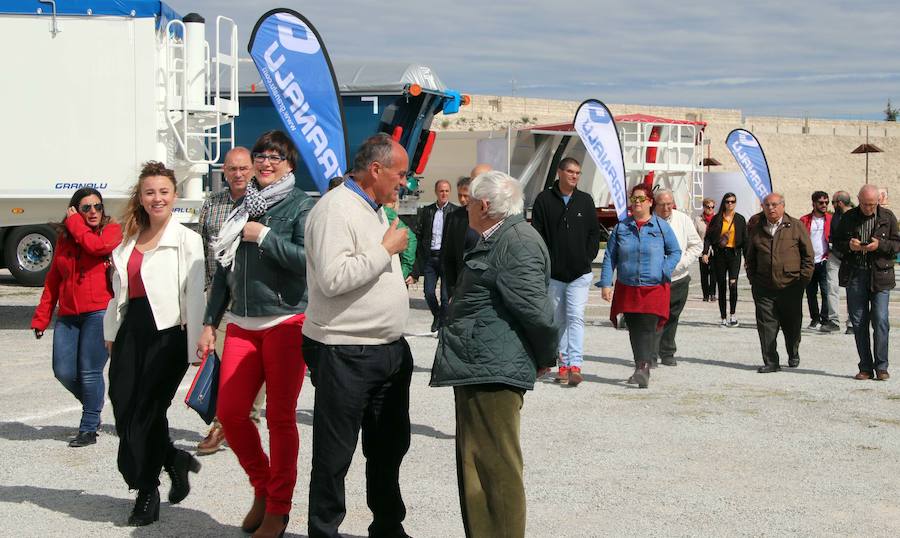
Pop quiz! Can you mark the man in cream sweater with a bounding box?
[652,190,703,366]
[303,133,414,538]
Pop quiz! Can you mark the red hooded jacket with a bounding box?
[31,216,123,331]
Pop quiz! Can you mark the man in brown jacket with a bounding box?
[745,193,815,373]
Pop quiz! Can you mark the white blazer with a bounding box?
[103,217,206,364]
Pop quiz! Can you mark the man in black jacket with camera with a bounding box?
[833,185,900,381]
[531,157,600,387]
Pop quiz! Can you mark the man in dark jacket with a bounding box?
[826,191,854,333]
[833,185,900,381]
[745,193,814,373]
[410,179,457,331]
[431,170,558,538]
[531,157,600,386]
[441,169,485,298]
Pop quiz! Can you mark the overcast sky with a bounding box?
[168,0,900,119]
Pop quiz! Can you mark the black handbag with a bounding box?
[185,351,220,425]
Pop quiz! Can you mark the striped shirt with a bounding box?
[198,190,241,286]
[852,212,877,269]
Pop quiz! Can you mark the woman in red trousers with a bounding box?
[32,187,122,447]
[198,131,315,538]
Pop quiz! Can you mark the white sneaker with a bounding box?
[729,316,739,327]
[720,318,729,327]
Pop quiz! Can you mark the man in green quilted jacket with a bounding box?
[430,170,559,538]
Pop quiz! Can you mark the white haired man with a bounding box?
[431,170,559,538]
[651,190,703,366]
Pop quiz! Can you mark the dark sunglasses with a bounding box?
[815,199,829,204]
[724,199,737,204]
[79,203,104,213]
[704,205,715,209]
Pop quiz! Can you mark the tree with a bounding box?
[885,99,899,121]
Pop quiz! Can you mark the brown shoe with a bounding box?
[854,371,874,380]
[241,496,266,533]
[197,423,226,455]
[876,370,890,381]
[568,366,584,387]
[252,512,288,538]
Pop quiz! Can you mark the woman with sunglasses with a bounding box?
[694,198,717,302]
[198,130,314,537]
[32,188,122,447]
[104,162,206,526]
[598,184,681,388]
[702,193,747,327]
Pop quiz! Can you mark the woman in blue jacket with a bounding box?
[598,184,681,388]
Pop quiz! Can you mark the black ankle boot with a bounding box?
[128,488,160,526]
[164,449,201,504]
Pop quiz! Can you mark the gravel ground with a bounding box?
[1,266,899,537]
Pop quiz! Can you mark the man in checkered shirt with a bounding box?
[195,146,265,454]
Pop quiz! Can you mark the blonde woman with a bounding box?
[104,161,205,526]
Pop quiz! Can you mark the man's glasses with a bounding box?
[629,195,649,203]
[252,153,286,164]
[816,199,829,205]
[79,203,103,213]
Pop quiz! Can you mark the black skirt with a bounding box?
[108,297,188,490]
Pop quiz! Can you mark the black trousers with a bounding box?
[751,283,804,367]
[805,261,831,323]
[714,247,741,318]
[303,336,413,538]
[108,297,188,491]
[653,276,690,360]
[699,258,716,299]
[623,313,661,364]
[423,252,448,321]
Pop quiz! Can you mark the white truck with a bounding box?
[0,1,238,285]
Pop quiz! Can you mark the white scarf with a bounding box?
[212,173,295,269]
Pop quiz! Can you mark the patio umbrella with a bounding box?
[702,157,721,173]
[851,127,883,184]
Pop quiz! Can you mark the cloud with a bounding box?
[165,0,900,119]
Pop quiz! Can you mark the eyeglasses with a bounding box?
[704,205,715,209]
[724,200,737,205]
[79,203,103,213]
[629,195,649,203]
[252,152,286,164]
[815,199,829,204]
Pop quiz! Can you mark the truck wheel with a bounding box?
[3,225,57,287]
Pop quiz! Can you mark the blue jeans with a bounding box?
[846,269,890,373]
[52,310,109,432]
[549,273,592,368]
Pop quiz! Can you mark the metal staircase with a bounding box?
[164,16,238,164]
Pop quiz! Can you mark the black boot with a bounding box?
[632,362,651,389]
[164,449,201,504]
[128,488,160,526]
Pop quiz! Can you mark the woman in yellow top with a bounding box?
[701,192,747,327]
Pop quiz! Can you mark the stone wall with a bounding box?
[422,95,898,216]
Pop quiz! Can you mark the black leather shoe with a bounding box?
[68,431,97,447]
[757,364,781,373]
[788,357,800,368]
[661,357,677,366]
[430,317,440,333]
[128,488,160,526]
[164,449,201,504]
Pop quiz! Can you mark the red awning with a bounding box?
[530,113,707,133]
